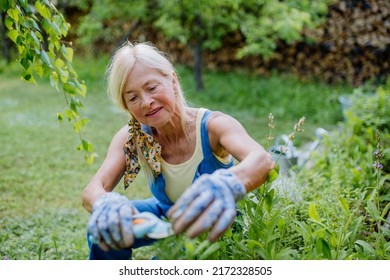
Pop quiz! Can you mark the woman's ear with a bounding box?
[172,71,178,91]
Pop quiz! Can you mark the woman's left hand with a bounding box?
[167,169,246,242]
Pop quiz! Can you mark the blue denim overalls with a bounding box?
[88,109,233,259]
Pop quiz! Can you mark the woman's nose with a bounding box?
[141,93,154,108]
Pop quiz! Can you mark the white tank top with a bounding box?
[161,109,206,202]
[162,108,231,202]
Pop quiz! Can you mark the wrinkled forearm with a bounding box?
[82,180,108,213]
[229,149,275,193]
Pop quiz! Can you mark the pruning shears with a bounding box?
[132,212,174,239]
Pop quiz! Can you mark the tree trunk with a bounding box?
[192,40,204,92]
[115,20,141,51]
[0,12,11,63]
[192,14,204,92]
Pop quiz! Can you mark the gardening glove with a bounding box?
[168,169,246,242]
[87,192,139,251]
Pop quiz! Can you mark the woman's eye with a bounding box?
[128,96,137,102]
[148,86,157,92]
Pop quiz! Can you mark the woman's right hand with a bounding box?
[87,192,138,251]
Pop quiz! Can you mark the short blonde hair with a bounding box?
[106,41,187,115]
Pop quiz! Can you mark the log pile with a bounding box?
[289,0,390,85]
[199,0,390,86]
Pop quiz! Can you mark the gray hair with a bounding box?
[106,41,188,115]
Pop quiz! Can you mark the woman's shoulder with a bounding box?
[111,125,130,145]
[207,110,233,126]
[187,107,236,130]
[206,110,245,140]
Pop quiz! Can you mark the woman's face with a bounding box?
[123,62,178,128]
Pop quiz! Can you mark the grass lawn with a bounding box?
[0,57,351,259]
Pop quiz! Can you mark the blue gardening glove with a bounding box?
[87,192,139,251]
[167,169,246,242]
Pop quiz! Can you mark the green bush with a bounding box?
[153,81,390,260]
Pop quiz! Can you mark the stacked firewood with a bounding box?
[181,0,386,86]
[289,0,390,85]
[201,0,390,86]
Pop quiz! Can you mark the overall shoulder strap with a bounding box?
[141,123,153,135]
[199,109,214,157]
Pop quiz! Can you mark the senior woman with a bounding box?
[82,42,274,260]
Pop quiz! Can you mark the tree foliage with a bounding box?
[1,0,95,163]
[76,0,333,90]
[236,0,332,58]
[76,0,158,49]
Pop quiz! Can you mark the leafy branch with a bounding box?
[1,0,96,163]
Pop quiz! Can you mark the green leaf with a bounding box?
[64,81,76,95]
[71,96,84,111]
[64,109,74,121]
[50,71,59,90]
[330,235,337,248]
[7,29,19,44]
[23,73,32,81]
[224,227,232,238]
[35,64,44,77]
[40,51,52,68]
[61,45,74,62]
[7,8,19,22]
[56,112,63,123]
[74,118,89,134]
[266,168,279,183]
[265,189,275,213]
[53,14,68,37]
[185,241,195,255]
[321,239,332,259]
[381,202,390,219]
[339,197,349,212]
[27,18,41,31]
[22,69,36,83]
[54,58,65,69]
[58,68,69,83]
[0,0,9,11]
[308,203,320,221]
[277,217,286,231]
[41,18,51,33]
[50,21,62,37]
[18,0,32,14]
[35,1,51,19]
[193,240,210,256]
[366,201,381,221]
[75,81,87,97]
[20,57,30,70]
[81,139,93,153]
[246,239,263,249]
[29,30,41,45]
[4,16,14,30]
[85,153,96,165]
[355,240,376,256]
[199,242,220,260]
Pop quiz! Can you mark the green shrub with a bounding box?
[153,80,390,260]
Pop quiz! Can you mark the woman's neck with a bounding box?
[154,107,196,143]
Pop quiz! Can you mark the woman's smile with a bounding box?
[146,107,163,117]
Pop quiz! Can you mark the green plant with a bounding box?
[151,80,389,260]
[1,0,95,163]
